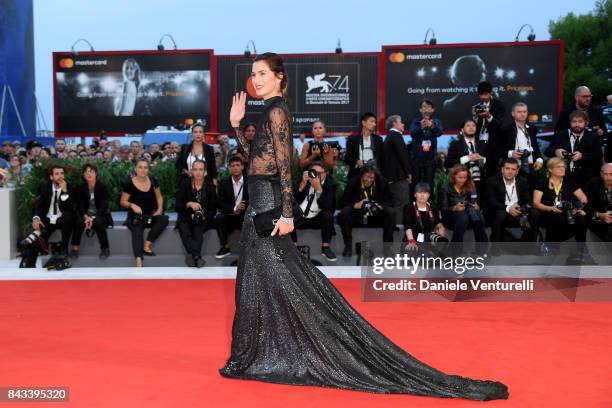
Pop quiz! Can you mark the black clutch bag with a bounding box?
[253,199,303,237]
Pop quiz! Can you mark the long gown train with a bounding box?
[219,176,509,401]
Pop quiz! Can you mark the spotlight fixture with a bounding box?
[157,34,178,51]
[70,38,94,59]
[335,38,343,54]
[514,24,536,42]
[244,40,257,58]
[424,28,437,45]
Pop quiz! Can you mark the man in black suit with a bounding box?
[585,163,612,242]
[556,86,607,136]
[337,165,396,257]
[486,158,540,242]
[472,81,506,176]
[344,112,384,180]
[382,114,412,218]
[175,131,217,185]
[214,156,248,258]
[175,160,217,267]
[20,165,76,267]
[499,102,544,191]
[446,118,488,181]
[291,161,337,261]
[545,110,602,189]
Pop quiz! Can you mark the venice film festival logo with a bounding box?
[304,73,350,105]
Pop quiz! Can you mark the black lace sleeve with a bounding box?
[269,107,293,218]
[233,127,250,158]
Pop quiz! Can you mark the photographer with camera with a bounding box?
[291,161,337,261]
[446,119,487,197]
[337,164,396,257]
[403,183,447,251]
[584,163,612,242]
[533,157,588,245]
[345,112,383,180]
[214,156,248,259]
[299,120,336,172]
[472,81,506,177]
[545,110,602,189]
[71,163,112,260]
[120,159,169,267]
[439,164,488,243]
[176,160,217,267]
[409,100,443,191]
[486,158,540,242]
[19,165,76,268]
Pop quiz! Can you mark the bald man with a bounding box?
[585,163,612,242]
[556,86,606,134]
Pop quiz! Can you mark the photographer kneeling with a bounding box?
[120,158,169,267]
[439,164,488,242]
[175,160,217,268]
[533,157,588,246]
[403,183,447,251]
[486,158,540,242]
[337,164,396,257]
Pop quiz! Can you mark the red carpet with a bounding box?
[0,279,611,407]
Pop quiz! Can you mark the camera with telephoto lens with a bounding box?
[19,229,44,249]
[518,203,532,229]
[467,159,484,182]
[463,192,483,223]
[520,149,532,173]
[131,213,151,227]
[428,232,449,243]
[191,210,206,224]
[562,151,580,173]
[474,102,488,114]
[556,200,583,225]
[362,199,380,224]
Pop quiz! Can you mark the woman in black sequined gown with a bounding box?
[219,53,509,401]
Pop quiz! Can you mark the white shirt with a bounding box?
[507,123,543,164]
[299,185,321,219]
[46,185,64,219]
[232,176,244,213]
[568,130,584,171]
[359,136,374,162]
[459,137,487,165]
[503,178,518,213]
[187,151,204,171]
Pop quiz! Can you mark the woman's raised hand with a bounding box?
[230,92,247,128]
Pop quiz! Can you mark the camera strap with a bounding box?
[551,180,563,206]
[413,202,433,232]
[361,180,374,201]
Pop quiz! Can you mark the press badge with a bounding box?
[417,233,425,243]
[421,140,431,152]
[49,215,58,225]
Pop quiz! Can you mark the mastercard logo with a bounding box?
[58,58,74,69]
[246,76,261,99]
[528,114,539,122]
[388,52,405,63]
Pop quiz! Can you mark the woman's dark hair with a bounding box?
[134,157,150,168]
[242,122,256,132]
[360,112,376,123]
[449,164,475,195]
[81,163,98,176]
[254,52,288,98]
[414,182,431,194]
[191,123,206,134]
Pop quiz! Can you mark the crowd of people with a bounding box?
[6,82,612,268]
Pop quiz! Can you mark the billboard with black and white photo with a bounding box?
[382,41,563,132]
[217,53,378,134]
[53,50,214,135]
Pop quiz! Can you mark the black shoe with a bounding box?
[143,250,156,257]
[215,247,231,259]
[342,246,352,257]
[322,247,337,261]
[185,254,196,267]
[195,256,206,268]
[99,248,110,260]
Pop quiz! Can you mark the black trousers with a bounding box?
[588,220,612,242]
[413,164,436,191]
[541,212,587,242]
[20,213,75,268]
[490,208,540,242]
[442,210,488,242]
[290,210,334,244]
[337,205,396,244]
[126,215,169,258]
[215,213,245,247]
[72,215,109,249]
[177,219,216,258]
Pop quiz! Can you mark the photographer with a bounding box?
[299,120,336,171]
[545,110,602,189]
[291,161,337,261]
[214,156,248,258]
[446,119,487,196]
[20,165,76,267]
[500,102,544,192]
[584,163,612,242]
[409,100,443,191]
[176,160,217,267]
[337,164,396,257]
[533,157,588,245]
[403,183,447,251]
[345,112,383,180]
[486,158,540,242]
[439,164,488,243]
[472,81,506,177]
[120,159,169,267]
[71,163,112,260]
[382,115,412,214]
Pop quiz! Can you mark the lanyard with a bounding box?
[413,202,433,231]
[551,180,563,206]
[361,180,373,200]
[505,183,516,203]
[515,126,532,151]
[234,183,243,207]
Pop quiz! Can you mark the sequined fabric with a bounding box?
[219,177,509,401]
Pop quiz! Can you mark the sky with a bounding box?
[32,0,598,132]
